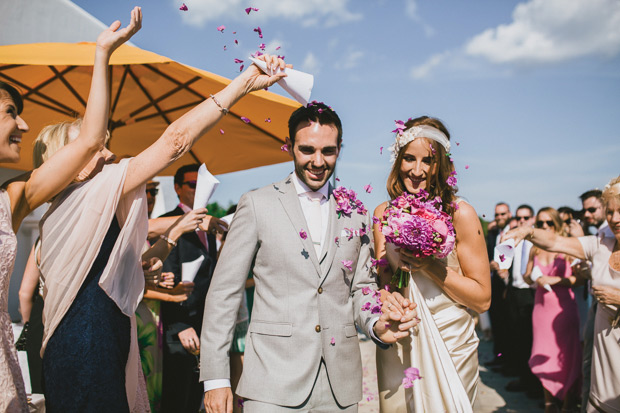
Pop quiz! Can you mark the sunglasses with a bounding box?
[146,188,159,197]
[516,216,531,221]
[564,219,572,225]
[585,207,598,213]
[536,220,555,228]
[182,180,197,189]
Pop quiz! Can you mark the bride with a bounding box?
[373,116,491,412]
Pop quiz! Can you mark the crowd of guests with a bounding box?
[484,187,620,413]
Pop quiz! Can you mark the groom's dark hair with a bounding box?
[288,101,342,148]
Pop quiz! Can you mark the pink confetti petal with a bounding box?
[342,260,353,271]
[299,229,307,240]
[362,287,371,295]
[276,46,281,50]
[280,144,288,152]
[330,337,335,345]
[364,184,373,194]
[380,146,383,155]
[465,165,470,169]
[334,237,339,245]
[265,118,271,123]
[234,39,239,45]
[253,26,263,38]
[335,177,340,182]
[245,7,259,14]
[499,254,506,262]
[240,116,251,124]
[179,3,188,11]
[259,43,266,51]
[223,45,227,51]
[239,64,244,72]
[217,25,226,33]
[219,129,224,134]
[456,142,460,146]
[234,58,244,64]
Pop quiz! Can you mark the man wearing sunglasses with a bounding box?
[159,163,220,412]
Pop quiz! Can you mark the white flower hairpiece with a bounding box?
[388,125,451,163]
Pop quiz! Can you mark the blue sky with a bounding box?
[73,0,620,219]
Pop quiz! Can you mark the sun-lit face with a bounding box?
[494,204,511,229]
[535,211,556,232]
[0,92,29,163]
[174,171,198,207]
[398,138,435,194]
[291,121,340,191]
[605,198,620,242]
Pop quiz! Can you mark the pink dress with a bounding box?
[529,254,582,400]
[0,190,28,412]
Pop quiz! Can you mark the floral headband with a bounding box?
[388,124,451,163]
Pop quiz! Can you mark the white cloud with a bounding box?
[335,50,364,70]
[404,0,435,37]
[178,0,362,28]
[465,0,620,65]
[410,52,450,79]
[301,52,321,74]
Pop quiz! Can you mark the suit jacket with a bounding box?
[199,175,379,407]
[160,206,217,354]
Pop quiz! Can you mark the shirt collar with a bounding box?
[291,172,330,199]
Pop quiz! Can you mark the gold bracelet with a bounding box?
[210,94,229,115]
[160,234,177,247]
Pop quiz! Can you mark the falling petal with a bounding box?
[240,116,251,123]
[233,31,237,34]
[277,55,285,60]
[335,177,340,182]
[335,237,339,245]
[259,43,266,50]
[330,337,335,345]
[223,45,227,51]
[217,25,226,33]
[276,46,281,50]
[364,184,373,194]
[465,165,470,169]
[299,229,307,240]
[219,129,224,134]
[265,118,271,123]
[239,64,244,72]
[234,39,239,45]
[245,7,252,14]
[456,142,460,146]
[179,3,188,11]
[380,146,383,155]
[253,26,263,38]
[234,58,244,64]
[342,260,353,271]
[280,144,288,152]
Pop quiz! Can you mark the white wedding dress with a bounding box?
[376,246,480,412]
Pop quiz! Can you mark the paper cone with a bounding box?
[494,238,515,270]
[181,255,205,282]
[194,164,220,210]
[249,57,314,106]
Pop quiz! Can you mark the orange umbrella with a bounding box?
[0,42,298,175]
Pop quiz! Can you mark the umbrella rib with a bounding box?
[111,65,130,118]
[188,150,201,164]
[49,66,87,108]
[129,76,201,119]
[0,71,78,116]
[0,64,23,72]
[22,66,75,99]
[143,64,207,100]
[126,67,171,124]
[23,96,76,117]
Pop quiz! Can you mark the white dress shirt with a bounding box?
[511,240,534,289]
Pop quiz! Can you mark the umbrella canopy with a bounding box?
[0,42,298,175]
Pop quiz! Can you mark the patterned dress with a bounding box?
[0,190,29,412]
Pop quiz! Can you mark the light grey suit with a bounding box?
[199,175,379,407]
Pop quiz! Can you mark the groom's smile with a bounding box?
[291,120,340,191]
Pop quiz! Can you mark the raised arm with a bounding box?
[503,225,586,260]
[122,55,290,196]
[9,7,142,229]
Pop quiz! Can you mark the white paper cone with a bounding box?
[194,164,220,210]
[249,57,314,106]
[219,213,235,231]
[494,238,515,270]
[181,255,204,283]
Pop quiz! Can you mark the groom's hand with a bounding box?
[204,387,233,413]
[373,291,418,344]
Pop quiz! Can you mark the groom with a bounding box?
[200,102,416,412]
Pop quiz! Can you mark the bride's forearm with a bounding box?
[434,266,491,313]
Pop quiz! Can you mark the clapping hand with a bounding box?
[96,6,142,55]
[373,290,419,344]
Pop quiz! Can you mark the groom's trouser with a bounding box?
[243,360,358,412]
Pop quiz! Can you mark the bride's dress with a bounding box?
[377,246,480,412]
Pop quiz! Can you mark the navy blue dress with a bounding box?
[43,217,131,412]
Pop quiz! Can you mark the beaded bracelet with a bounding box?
[210,94,229,115]
[160,234,177,247]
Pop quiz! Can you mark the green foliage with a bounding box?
[206,201,233,218]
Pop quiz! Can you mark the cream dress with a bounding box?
[376,247,479,412]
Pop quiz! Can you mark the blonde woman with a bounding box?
[505,177,620,413]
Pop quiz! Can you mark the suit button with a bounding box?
[318,287,323,294]
[315,325,321,333]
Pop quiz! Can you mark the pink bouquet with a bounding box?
[379,190,456,288]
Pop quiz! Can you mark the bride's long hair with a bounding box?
[386,116,458,217]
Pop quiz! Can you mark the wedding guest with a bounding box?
[374,116,491,411]
[522,207,582,412]
[505,179,620,413]
[34,19,290,410]
[504,205,540,396]
[0,11,143,411]
[487,202,512,368]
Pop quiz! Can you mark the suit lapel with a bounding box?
[320,187,346,278]
[277,177,322,276]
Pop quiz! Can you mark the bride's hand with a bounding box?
[373,291,419,344]
[236,54,291,94]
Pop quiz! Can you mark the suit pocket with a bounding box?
[249,321,293,337]
[344,323,357,338]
